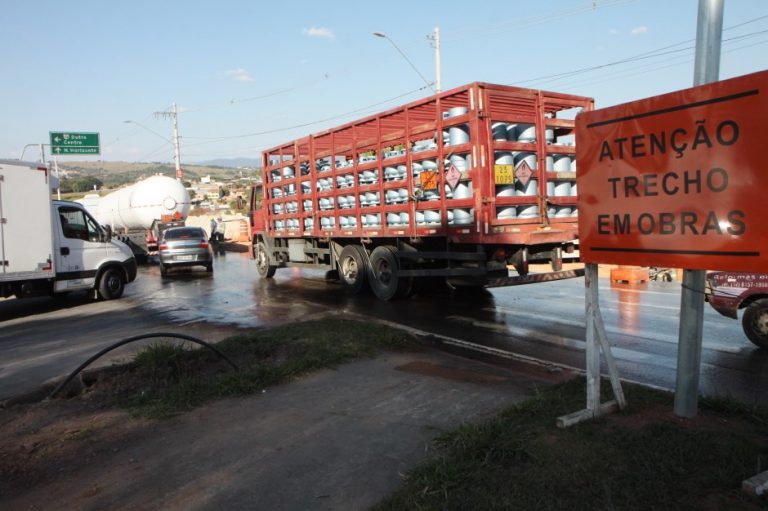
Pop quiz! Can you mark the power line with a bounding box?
[181,73,334,115]
[535,34,768,95]
[180,84,433,149]
[513,24,768,87]
[540,30,768,90]
[441,0,637,42]
[135,141,172,163]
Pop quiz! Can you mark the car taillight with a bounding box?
[159,244,168,250]
[199,241,209,248]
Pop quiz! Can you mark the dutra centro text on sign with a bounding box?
[575,70,768,272]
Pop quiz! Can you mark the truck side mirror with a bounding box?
[101,225,113,242]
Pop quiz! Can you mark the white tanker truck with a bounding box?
[79,175,191,262]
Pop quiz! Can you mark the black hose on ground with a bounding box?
[47,332,238,400]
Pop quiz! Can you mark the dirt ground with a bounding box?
[0,349,547,510]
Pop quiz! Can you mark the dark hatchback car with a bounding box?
[158,226,213,276]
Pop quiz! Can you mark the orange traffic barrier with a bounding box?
[610,266,649,285]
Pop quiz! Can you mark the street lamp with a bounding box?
[373,32,436,93]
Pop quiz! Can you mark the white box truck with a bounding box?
[0,160,137,300]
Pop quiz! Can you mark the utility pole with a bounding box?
[428,27,442,93]
[674,0,723,418]
[154,102,183,181]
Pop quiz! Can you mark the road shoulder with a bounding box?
[1,348,560,510]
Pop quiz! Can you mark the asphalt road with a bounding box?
[2,251,767,405]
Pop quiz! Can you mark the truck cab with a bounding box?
[706,271,768,348]
[53,201,138,299]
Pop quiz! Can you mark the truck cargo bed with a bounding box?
[257,82,593,245]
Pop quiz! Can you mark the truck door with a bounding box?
[53,205,105,292]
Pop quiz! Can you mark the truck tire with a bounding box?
[98,268,125,300]
[368,246,410,301]
[255,240,277,278]
[338,245,368,295]
[742,299,768,348]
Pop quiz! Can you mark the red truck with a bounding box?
[249,82,593,300]
[706,272,768,348]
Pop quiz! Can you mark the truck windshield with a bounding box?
[59,206,101,242]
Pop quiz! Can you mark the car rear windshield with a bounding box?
[164,228,204,240]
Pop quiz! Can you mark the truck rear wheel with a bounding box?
[255,240,277,278]
[742,299,768,348]
[338,245,368,295]
[98,268,125,300]
[368,246,408,301]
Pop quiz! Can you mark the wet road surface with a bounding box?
[2,251,767,404]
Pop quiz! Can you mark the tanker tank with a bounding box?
[79,175,191,231]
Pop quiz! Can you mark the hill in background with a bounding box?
[58,161,260,189]
[194,157,261,168]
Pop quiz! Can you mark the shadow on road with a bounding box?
[0,292,94,322]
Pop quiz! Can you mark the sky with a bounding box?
[3,0,766,165]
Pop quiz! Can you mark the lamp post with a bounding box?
[373,32,436,93]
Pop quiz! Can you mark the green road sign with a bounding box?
[49,132,100,155]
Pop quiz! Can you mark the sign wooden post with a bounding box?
[557,263,627,428]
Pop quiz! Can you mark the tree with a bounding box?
[60,176,103,193]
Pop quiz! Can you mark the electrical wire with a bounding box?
[179,84,433,149]
[181,73,334,115]
[553,36,768,91]
[513,26,768,88]
[441,0,637,43]
[124,12,768,161]
[136,141,173,163]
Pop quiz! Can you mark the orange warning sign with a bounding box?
[576,70,768,272]
[420,170,438,190]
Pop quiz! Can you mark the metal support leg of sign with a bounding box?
[673,0,723,419]
[557,264,627,428]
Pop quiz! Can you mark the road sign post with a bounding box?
[49,132,100,155]
[676,0,724,419]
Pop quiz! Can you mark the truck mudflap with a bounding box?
[484,268,585,288]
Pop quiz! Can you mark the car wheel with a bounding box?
[255,240,277,278]
[206,263,214,273]
[160,263,168,277]
[742,299,768,349]
[98,268,125,300]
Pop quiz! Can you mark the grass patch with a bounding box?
[375,379,768,511]
[108,319,413,418]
